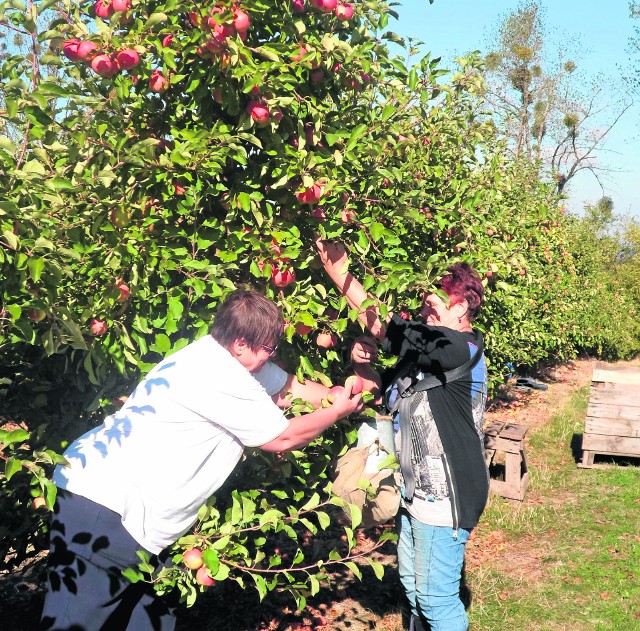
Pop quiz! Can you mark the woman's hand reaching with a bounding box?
[351,336,379,365]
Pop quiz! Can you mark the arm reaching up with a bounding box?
[314,236,390,340]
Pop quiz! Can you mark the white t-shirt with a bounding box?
[53,336,289,554]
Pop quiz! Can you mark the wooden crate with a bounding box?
[579,361,640,468]
[484,421,530,500]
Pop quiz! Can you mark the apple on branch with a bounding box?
[246,100,270,126]
[111,0,130,11]
[90,319,108,336]
[115,49,140,70]
[183,548,204,570]
[77,40,99,62]
[316,331,337,349]
[335,3,354,21]
[94,0,115,19]
[295,182,323,205]
[195,566,215,587]
[149,70,169,93]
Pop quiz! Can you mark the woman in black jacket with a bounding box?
[316,238,488,631]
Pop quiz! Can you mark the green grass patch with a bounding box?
[468,387,640,630]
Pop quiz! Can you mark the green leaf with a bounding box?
[0,136,16,153]
[5,458,23,480]
[122,567,144,583]
[1,429,30,445]
[27,257,45,283]
[211,562,229,581]
[48,177,75,191]
[300,492,320,511]
[252,573,268,601]
[142,12,167,29]
[2,230,18,250]
[368,559,385,580]
[316,511,331,530]
[344,561,362,579]
[369,222,385,242]
[253,46,280,62]
[202,549,220,576]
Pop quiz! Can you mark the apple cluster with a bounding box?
[304,0,355,21]
[61,0,141,78]
[182,549,215,587]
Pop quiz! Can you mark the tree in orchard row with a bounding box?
[0,0,493,603]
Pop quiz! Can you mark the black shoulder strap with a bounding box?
[401,335,484,398]
[390,335,484,502]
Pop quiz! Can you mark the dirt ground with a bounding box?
[0,358,603,630]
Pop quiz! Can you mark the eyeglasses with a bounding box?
[261,343,278,357]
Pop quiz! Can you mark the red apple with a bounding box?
[341,208,356,224]
[149,70,168,92]
[317,0,337,13]
[271,267,296,288]
[77,40,99,61]
[292,0,306,12]
[62,39,82,61]
[173,182,186,195]
[95,0,114,19]
[316,331,337,349]
[211,21,235,44]
[246,100,270,125]
[295,182,323,205]
[90,319,108,336]
[233,9,250,32]
[345,374,364,394]
[399,310,411,320]
[195,566,215,586]
[291,43,308,63]
[31,496,47,511]
[311,207,326,220]
[183,548,204,570]
[112,0,130,11]
[116,281,130,302]
[115,49,140,70]
[335,3,354,20]
[295,323,313,336]
[92,54,120,78]
[162,34,174,47]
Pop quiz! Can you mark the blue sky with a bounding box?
[389,1,640,218]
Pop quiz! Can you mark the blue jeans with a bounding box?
[397,508,470,631]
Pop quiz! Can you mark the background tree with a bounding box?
[482,0,633,194]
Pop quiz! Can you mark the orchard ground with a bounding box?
[2,357,639,630]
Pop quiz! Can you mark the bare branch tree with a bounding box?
[482,1,634,194]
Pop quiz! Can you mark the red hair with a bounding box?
[437,262,484,320]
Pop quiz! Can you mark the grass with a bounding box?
[467,386,640,630]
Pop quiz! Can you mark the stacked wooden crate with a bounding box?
[580,361,640,468]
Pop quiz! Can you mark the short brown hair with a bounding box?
[210,289,284,351]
